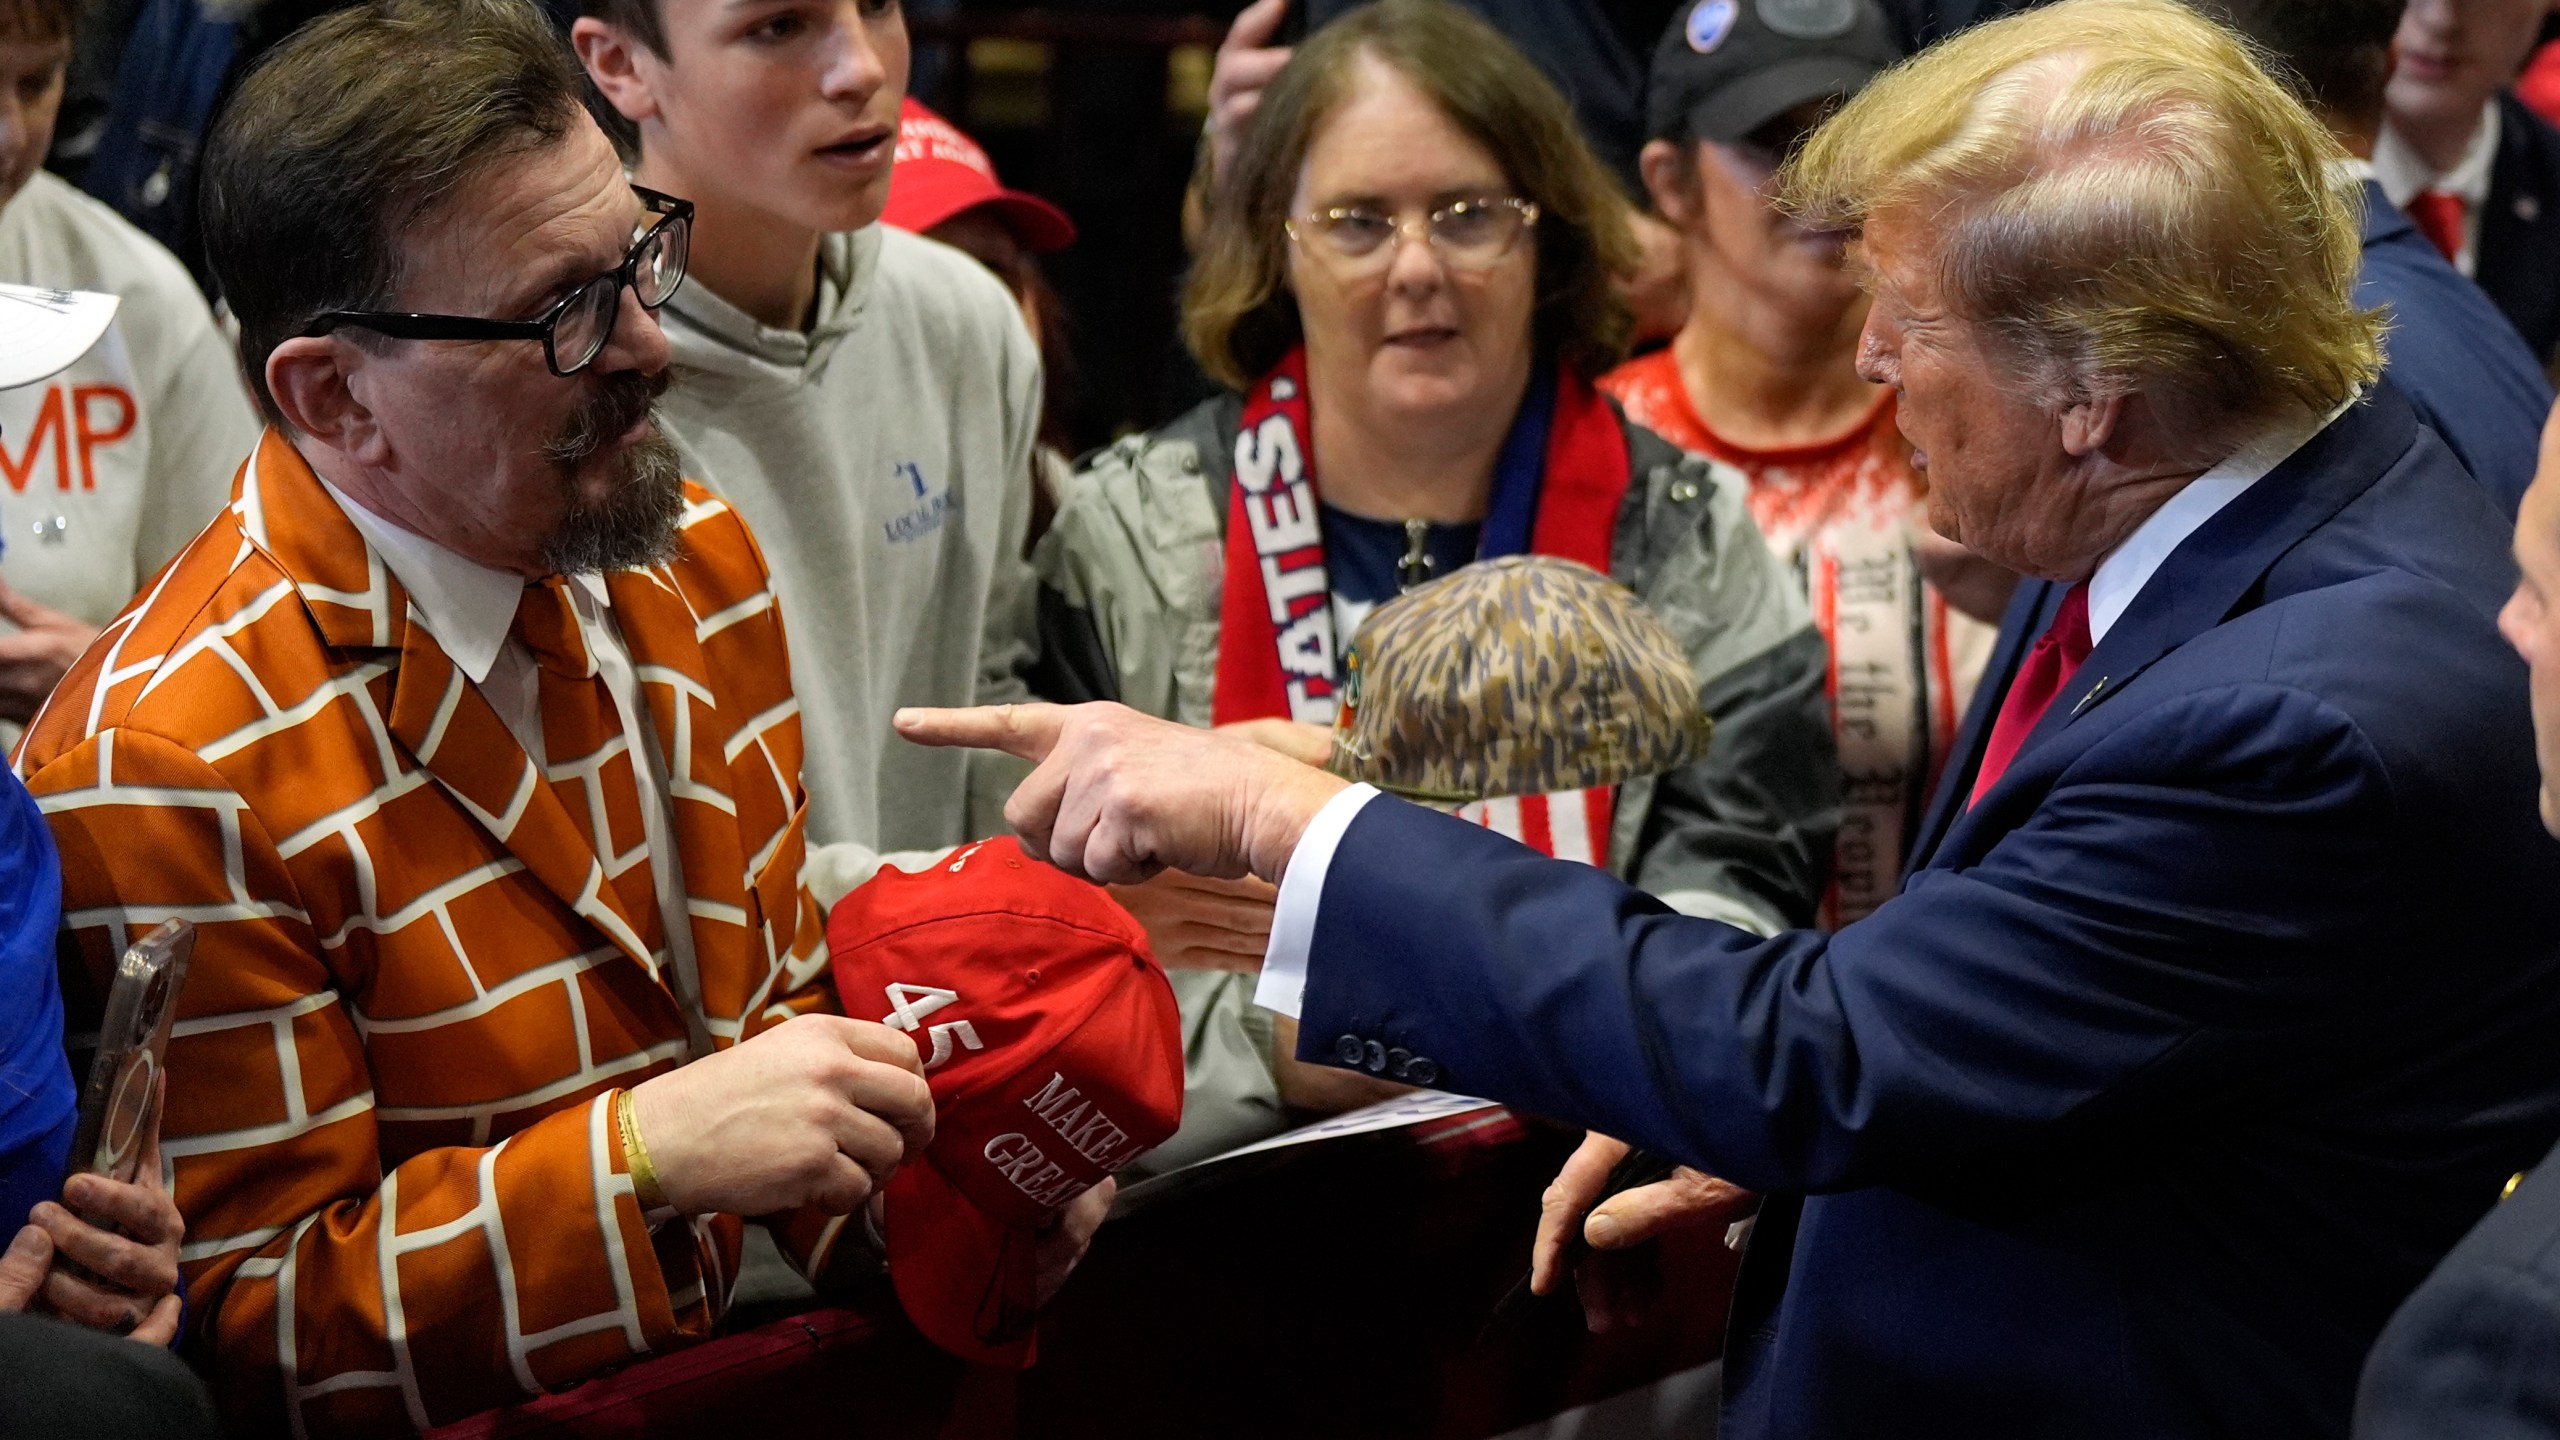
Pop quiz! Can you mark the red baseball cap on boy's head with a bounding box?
[880,97,1078,252]
[827,837,1179,1367]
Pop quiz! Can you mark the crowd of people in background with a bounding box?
[0,0,2555,1435]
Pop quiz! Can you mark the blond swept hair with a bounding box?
[1782,0,2381,438]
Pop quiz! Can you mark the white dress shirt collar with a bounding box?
[2084,398,2346,646]
[2374,97,2501,275]
[318,478,711,1055]
[2375,99,2501,209]
[320,479,607,683]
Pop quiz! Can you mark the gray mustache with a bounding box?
[542,370,672,465]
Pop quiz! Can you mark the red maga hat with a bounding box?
[827,837,1180,1366]
[881,97,1078,253]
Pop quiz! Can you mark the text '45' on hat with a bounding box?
[827,838,1181,1366]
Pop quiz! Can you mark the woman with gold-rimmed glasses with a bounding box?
[1027,0,1836,1172]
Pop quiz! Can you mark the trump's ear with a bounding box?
[267,336,391,471]
[2059,391,2127,460]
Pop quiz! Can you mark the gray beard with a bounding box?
[537,425,685,576]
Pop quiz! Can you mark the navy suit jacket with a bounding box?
[1295,387,2560,1439]
[2479,91,2560,370]
[2358,178,2553,515]
[2355,1140,2560,1440]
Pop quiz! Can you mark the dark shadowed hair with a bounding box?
[2194,0,2406,128]
[1183,0,1638,390]
[201,0,588,423]
[578,0,663,54]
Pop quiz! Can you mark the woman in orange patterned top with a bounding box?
[1604,0,2002,926]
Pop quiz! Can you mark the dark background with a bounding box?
[905,1,1237,454]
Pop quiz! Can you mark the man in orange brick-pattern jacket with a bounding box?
[16,431,878,1431]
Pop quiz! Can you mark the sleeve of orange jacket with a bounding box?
[28,727,721,1435]
[757,873,895,1289]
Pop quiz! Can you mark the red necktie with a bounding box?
[1969,583,2093,806]
[2406,189,2468,263]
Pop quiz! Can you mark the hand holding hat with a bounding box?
[624,1013,935,1219]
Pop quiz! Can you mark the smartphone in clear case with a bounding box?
[66,918,194,1186]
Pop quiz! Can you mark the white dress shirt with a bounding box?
[323,481,709,1053]
[1254,401,2345,1021]
[2085,400,2341,645]
[2375,99,2502,276]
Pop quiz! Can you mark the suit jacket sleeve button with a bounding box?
[1407,1057,1440,1086]
[1385,1047,1413,1079]
[1335,1034,1366,1066]
[1363,1039,1388,1074]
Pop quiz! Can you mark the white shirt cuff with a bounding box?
[1253,783,1381,1020]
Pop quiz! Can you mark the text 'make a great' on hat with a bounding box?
[879,97,1078,253]
[826,838,1181,1367]
[1647,0,1904,146]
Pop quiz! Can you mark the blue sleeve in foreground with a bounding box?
[0,767,73,1232]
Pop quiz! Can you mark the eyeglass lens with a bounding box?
[552,215,690,374]
[1309,199,1531,269]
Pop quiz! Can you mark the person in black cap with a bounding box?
[1551,0,2001,1333]
[1642,0,1899,146]
[1607,0,1993,926]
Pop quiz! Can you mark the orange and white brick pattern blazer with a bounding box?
[17,430,857,1434]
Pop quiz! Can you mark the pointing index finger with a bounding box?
[893,703,1067,763]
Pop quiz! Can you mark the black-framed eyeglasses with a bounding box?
[300,185,693,377]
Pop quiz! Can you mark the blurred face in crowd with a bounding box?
[2499,401,2560,836]
[0,24,66,212]
[1645,105,1862,331]
[1855,207,2094,578]
[929,208,1045,338]
[581,0,909,238]
[2387,0,2554,133]
[270,117,684,577]
[1286,55,1539,436]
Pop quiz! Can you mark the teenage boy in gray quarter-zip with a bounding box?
[572,0,1042,908]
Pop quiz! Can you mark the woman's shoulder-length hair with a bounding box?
[1182,0,1640,394]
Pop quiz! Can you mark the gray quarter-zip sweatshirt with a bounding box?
[654,224,1041,904]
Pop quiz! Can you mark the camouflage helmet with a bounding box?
[1327,555,1714,801]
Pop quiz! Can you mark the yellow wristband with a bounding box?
[615,1090,670,1211]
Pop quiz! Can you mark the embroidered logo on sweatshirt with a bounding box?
[883,459,961,544]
